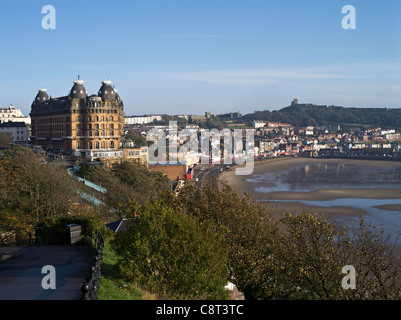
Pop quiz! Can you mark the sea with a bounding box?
[246,161,401,243]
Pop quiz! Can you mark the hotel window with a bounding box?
[109,116,113,121]
[110,141,115,148]
[101,130,104,136]
[89,142,93,149]
[110,130,114,136]
[101,142,105,149]
[77,142,81,149]
[95,130,99,136]
[95,142,100,149]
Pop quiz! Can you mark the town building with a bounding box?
[30,79,125,160]
[253,120,265,129]
[0,105,31,125]
[0,121,29,144]
[125,115,162,125]
[121,138,149,166]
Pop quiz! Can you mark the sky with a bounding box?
[0,0,400,116]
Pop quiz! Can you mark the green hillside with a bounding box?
[240,104,401,129]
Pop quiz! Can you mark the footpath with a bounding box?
[0,245,93,300]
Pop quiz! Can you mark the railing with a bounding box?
[80,226,104,300]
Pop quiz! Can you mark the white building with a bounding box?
[305,126,314,136]
[0,105,31,125]
[253,120,265,129]
[0,121,29,144]
[125,115,162,125]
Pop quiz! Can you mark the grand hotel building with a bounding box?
[30,79,125,161]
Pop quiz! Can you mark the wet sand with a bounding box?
[375,204,401,213]
[218,157,401,220]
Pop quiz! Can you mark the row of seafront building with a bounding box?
[2,92,401,176]
[252,122,401,160]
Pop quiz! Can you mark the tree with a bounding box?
[112,200,230,300]
[159,182,281,299]
[266,213,401,300]
[0,145,83,223]
[81,160,170,210]
[344,218,401,299]
[0,132,11,148]
[125,131,150,147]
[269,213,351,299]
[158,182,401,300]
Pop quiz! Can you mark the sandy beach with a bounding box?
[218,157,401,220]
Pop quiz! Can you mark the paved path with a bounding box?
[0,245,93,300]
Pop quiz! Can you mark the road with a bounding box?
[192,163,231,187]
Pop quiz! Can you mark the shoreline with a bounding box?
[218,157,401,220]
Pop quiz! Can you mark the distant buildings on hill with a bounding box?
[290,98,343,109]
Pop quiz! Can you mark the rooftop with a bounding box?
[0,121,27,128]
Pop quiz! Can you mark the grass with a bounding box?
[98,241,156,300]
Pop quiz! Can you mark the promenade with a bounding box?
[0,245,93,300]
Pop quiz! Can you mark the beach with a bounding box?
[218,157,401,221]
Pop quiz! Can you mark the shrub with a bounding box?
[112,200,230,300]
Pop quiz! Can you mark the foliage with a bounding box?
[124,131,151,147]
[240,105,401,129]
[270,213,351,299]
[98,241,152,300]
[79,160,170,209]
[157,182,401,300]
[33,214,112,245]
[0,145,83,224]
[345,219,401,299]
[112,200,230,300]
[2,145,401,300]
[268,213,401,300]
[0,132,11,148]
[159,182,280,299]
[0,208,36,246]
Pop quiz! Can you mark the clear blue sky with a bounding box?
[0,0,400,116]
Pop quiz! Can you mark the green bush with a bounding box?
[112,200,230,300]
